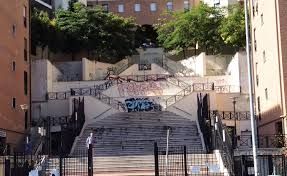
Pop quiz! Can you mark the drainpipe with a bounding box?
[275,0,287,135]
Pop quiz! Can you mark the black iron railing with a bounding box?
[238,134,287,148]
[197,93,213,152]
[211,111,235,175]
[210,110,251,120]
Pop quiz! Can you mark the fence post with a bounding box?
[154,142,159,176]
[5,158,10,176]
[59,153,63,176]
[88,144,93,176]
[13,152,17,176]
[184,146,188,176]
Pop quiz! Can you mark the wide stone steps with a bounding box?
[44,154,224,176]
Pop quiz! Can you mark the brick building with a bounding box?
[0,0,30,152]
[81,0,200,25]
[250,0,287,135]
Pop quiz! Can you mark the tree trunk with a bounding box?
[41,46,44,59]
[183,48,186,60]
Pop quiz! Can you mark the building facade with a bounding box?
[250,0,287,135]
[0,0,30,152]
[82,0,200,25]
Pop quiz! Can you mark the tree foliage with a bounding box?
[219,4,246,48]
[156,3,245,55]
[31,8,52,57]
[32,2,137,62]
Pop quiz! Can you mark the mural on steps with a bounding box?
[125,98,162,112]
[118,81,169,96]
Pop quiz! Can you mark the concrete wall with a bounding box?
[103,81,182,97]
[32,100,69,118]
[139,48,164,63]
[69,96,119,122]
[51,80,106,92]
[52,61,82,81]
[82,57,95,81]
[32,59,48,101]
[206,55,233,76]
[120,64,169,76]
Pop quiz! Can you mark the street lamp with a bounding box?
[230,96,239,148]
[244,0,259,174]
[20,104,29,140]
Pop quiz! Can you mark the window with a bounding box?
[257,96,261,120]
[102,4,109,12]
[12,98,16,109]
[253,28,257,52]
[24,38,27,61]
[255,62,259,86]
[12,24,16,36]
[150,3,157,12]
[23,6,27,28]
[265,88,268,100]
[261,13,264,25]
[167,1,173,11]
[263,50,266,63]
[184,1,190,11]
[275,121,283,135]
[134,4,141,12]
[12,61,16,71]
[24,71,28,95]
[118,4,124,13]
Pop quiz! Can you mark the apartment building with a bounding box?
[250,0,287,135]
[81,0,200,25]
[0,0,30,152]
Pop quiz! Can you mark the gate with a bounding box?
[154,143,224,176]
[40,144,92,176]
[4,152,38,176]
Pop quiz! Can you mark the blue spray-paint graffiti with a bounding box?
[125,98,162,112]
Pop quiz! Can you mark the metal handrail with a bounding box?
[212,113,235,175]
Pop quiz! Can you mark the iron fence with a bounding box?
[2,152,43,176]
[238,134,287,148]
[154,143,227,176]
[234,154,287,176]
[210,110,251,121]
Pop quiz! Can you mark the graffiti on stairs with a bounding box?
[118,81,169,96]
[125,98,162,112]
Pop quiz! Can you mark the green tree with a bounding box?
[31,8,53,58]
[55,3,136,62]
[55,3,88,59]
[156,3,227,56]
[219,4,246,49]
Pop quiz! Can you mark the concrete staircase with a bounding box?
[72,111,203,154]
[42,111,227,175]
